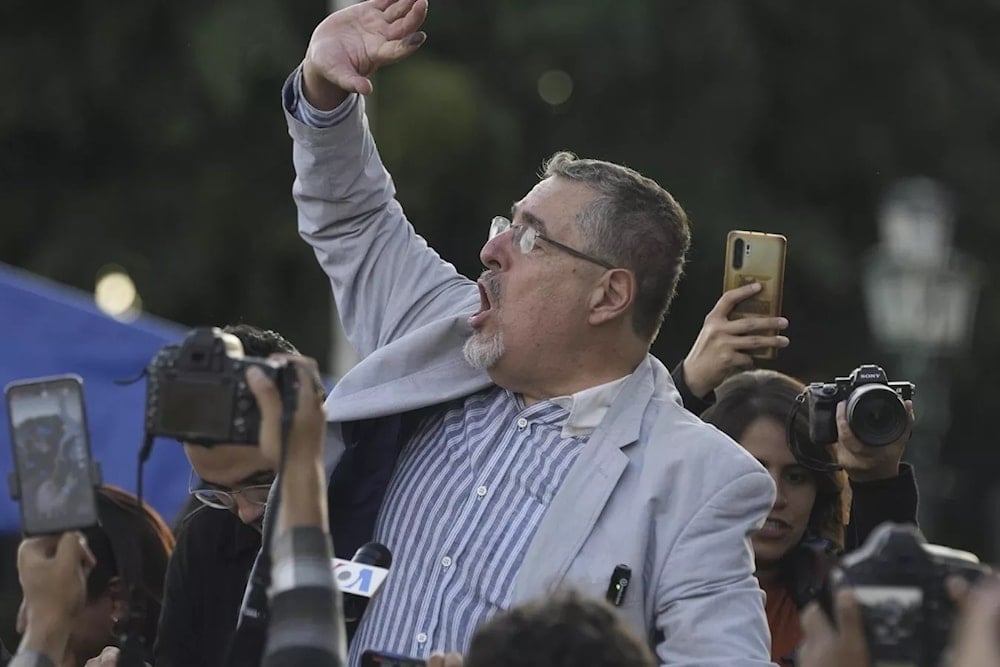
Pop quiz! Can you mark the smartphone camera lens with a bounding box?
[733,239,744,269]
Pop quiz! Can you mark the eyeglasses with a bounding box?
[489,216,616,270]
[188,471,273,511]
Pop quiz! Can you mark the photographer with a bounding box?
[798,575,1000,667]
[89,348,342,667]
[154,324,300,667]
[700,369,917,664]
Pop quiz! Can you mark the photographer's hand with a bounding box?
[946,575,1000,667]
[798,591,870,667]
[246,355,327,532]
[681,282,789,399]
[302,0,428,110]
[834,399,914,483]
[17,532,96,664]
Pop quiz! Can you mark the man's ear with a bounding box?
[587,268,635,326]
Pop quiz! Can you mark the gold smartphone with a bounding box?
[722,230,787,360]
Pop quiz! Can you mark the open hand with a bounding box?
[681,282,789,399]
[303,0,429,108]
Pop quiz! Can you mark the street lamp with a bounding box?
[861,177,982,538]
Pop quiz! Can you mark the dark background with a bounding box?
[2,0,999,649]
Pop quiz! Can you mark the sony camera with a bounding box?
[144,327,298,446]
[823,523,989,667]
[805,364,914,447]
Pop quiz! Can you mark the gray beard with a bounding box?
[463,330,504,369]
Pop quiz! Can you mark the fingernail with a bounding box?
[777,317,789,328]
[404,32,426,47]
[246,367,264,383]
[750,282,762,292]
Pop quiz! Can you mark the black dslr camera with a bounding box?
[805,364,914,447]
[144,327,298,446]
[823,523,989,667]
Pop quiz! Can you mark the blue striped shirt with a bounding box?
[347,385,587,664]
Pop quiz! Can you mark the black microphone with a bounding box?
[341,542,392,623]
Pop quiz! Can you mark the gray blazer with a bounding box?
[287,93,777,666]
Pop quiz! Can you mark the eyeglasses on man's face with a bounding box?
[188,471,273,511]
[488,216,615,270]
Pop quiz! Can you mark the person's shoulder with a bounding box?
[649,395,759,463]
[632,396,770,506]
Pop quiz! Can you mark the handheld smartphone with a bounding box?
[722,230,787,360]
[360,650,427,667]
[5,374,101,535]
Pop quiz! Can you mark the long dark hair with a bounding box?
[700,370,849,552]
[82,485,175,651]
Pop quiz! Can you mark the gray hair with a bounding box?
[542,151,691,342]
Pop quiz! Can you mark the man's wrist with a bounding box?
[301,60,350,111]
[277,460,326,530]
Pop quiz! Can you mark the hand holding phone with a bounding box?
[5,375,101,536]
[721,230,788,360]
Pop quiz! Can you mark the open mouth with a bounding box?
[469,279,494,329]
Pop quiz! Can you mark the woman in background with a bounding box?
[700,369,916,665]
[16,485,174,667]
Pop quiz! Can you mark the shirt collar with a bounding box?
[549,374,630,438]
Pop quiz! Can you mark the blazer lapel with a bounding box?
[512,359,657,602]
[323,315,492,423]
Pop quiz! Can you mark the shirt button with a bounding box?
[516,417,528,429]
[441,556,453,567]
[476,485,488,497]
[416,632,428,644]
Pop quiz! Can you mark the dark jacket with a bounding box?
[153,506,260,667]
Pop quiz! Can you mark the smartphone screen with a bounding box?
[360,650,427,667]
[5,375,99,535]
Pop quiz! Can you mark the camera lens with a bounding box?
[847,384,908,447]
[733,239,744,269]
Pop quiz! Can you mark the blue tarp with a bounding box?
[0,262,191,532]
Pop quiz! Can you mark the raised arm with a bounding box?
[287,0,479,359]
